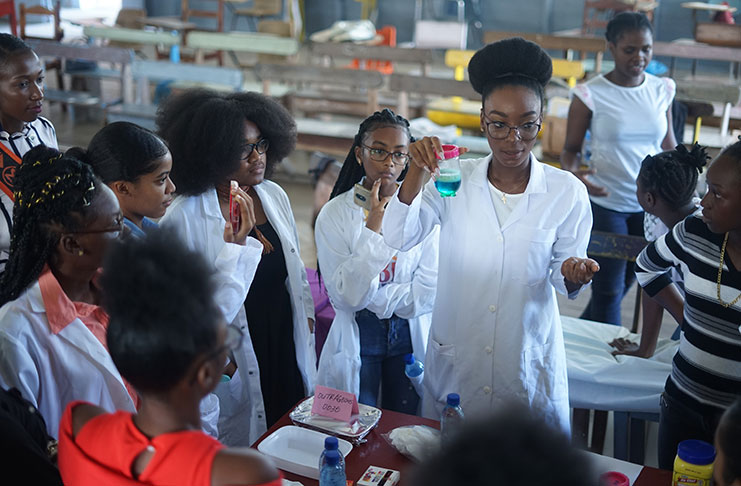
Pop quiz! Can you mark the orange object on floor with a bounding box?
[349,25,396,74]
[0,0,17,36]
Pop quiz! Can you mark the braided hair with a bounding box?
[0,145,101,306]
[467,37,552,108]
[638,143,707,208]
[605,12,653,44]
[329,108,413,200]
[66,122,169,184]
[0,34,32,73]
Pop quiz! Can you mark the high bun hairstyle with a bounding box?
[605,12,653,44]
[66,122,169,185]
[467,37,552,109]
[638,143,708,208]
[0,145,102,306]
[330,108,413,200]
[0,33,32,73]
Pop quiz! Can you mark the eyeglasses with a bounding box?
[483,116,542,141]
[241,138,270,160]
[361,144,410,167]
[66,216,125,239]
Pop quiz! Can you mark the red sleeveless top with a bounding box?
[58,401,282,486]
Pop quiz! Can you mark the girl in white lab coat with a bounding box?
[382,38,599,433]
[315,109,438,413]
[157,89,315,445]
[67,122,176,239]
[0,146,134,438]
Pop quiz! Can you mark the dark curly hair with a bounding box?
[411,404,593,486]
[638,143,707,208]
[155,89,296,195]
[605,12,653,44]
[0,33,32,73]
[468,37,552,108]
[718,137,741,174]
[101,228,220,393]
[330,108,413,200]
[0,145,102,306]
[67,122,169,184]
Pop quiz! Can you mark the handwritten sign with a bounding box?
[311,385,359,423]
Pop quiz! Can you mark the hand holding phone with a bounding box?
[229,180,240,235]
[353,183,372,211]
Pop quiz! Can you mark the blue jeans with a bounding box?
[658,392,722,470]
[355,309,419,415]
[581,202,644,325]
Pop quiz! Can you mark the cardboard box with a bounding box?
[541,115,568,157]
[357,466,400,486]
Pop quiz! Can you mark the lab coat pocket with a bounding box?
[424,337,456,405]
[515,227,557,286]
[524,342,567,416]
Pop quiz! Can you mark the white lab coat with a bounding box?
[382,155,592,433]
[160,181,316,446]
[0,282,136,438]
[314,189,438,398]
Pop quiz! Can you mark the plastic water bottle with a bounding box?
[318,436,344,471]
[440,393,464,445]
[319,449,345,486]
[404,353,425,395]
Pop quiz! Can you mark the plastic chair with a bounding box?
[348,25,396,75]
[0,0,16,36]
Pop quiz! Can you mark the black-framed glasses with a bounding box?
[483,116,542,141]
[66,215,125,239]
[241,138,270,160]
[361,144,410,167]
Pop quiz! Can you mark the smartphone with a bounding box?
[228,180,241,235]
[353,183,372,211]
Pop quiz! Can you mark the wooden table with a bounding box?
[252,407,672,486]
[136,16,197,31]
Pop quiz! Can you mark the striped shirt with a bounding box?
[636,214,741,413]
[0,117,58,269]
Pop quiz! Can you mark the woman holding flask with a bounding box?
[382,38,598,433]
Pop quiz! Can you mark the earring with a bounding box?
[78,250,84,257]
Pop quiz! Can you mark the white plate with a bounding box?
[257,425,353,480]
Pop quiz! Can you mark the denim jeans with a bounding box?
[355,309,419,414]
[581,202,645,325]
[657,392,722,470]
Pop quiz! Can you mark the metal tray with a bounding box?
[289,396,382,444]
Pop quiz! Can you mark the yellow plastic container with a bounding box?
[672,440,715,486]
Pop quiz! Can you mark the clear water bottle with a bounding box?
[440,393,464,445]
[318,436,344,471]
[319,449,346,486]
[404,353,425,395]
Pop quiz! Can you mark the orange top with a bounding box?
[58,401,284,486]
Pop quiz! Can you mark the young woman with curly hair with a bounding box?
[157,89,315,445]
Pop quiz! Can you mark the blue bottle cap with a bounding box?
[677,439,716,466]
[404,353,415,365]
[325,449,340,466]
[324,436,339,450]
[446,393,460,407]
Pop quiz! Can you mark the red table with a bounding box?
[252,408,673,485]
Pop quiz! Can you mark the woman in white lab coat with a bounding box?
[157,89,315,445]
[315,109,438,413]
[382,38,599,433]
[0,146,135,438]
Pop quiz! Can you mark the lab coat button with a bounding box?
[291,248,295,253]
[483,386,492,394]
[497,236,503,243]
[484,346,493,354]
[488,305,496,312]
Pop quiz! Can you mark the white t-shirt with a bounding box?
[0,117,58,269]
[573,73,675,213]
[488,181,525,226]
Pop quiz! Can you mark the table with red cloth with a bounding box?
[252,406,672,486]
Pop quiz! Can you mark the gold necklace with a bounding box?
[716,232,741,308]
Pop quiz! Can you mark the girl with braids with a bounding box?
[0,34,58,270]
[562,12,677,326]
[315,109,438,413]
[382,38,598,432]
[67,122,175,238]
[611,143,707,358]
[0,145,136,439]
[157,89,315,445]
[635,139,741,469]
